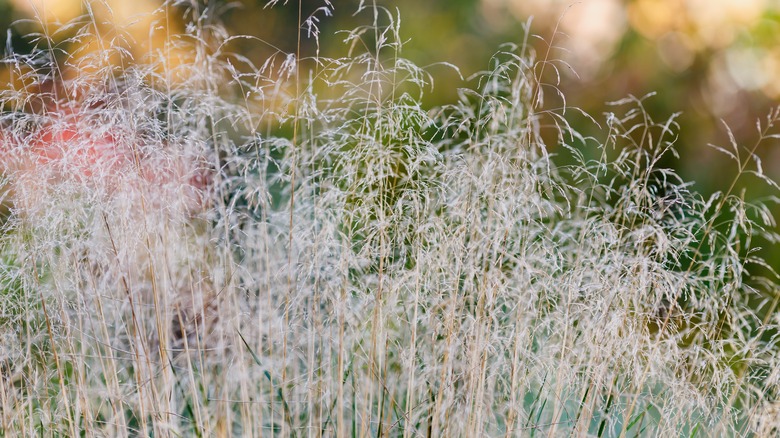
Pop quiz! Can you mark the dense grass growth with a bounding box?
[0,1,779,436]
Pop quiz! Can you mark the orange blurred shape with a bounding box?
[11,0,82,24]
[10,0,191,85]
[1,107,210,213]
[28,112,129,179]
[629,0,767,48]
[627,0,685,39]
[688,0,766,48]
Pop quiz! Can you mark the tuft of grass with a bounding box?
[0,1,778,436]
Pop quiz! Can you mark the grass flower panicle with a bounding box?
[0,1,778,436]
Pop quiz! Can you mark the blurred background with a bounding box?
[2,0,780,192]
[2,0,780,215]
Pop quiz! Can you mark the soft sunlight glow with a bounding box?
[501,0,627,79]
[11,0,82,24]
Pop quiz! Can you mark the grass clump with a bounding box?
[0,1,778,436]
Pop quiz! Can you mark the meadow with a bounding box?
[0,1,779,436]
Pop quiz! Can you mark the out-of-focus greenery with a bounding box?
[3,1,779,185]
[2,0,779,238]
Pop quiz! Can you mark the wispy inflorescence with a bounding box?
[0,2,778,436]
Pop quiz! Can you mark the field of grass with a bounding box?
[0,1,779,436]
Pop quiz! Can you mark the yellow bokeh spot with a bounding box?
[687,0,766,48]
[627,0,685,39]
[11,0,83,24]
[6,1,195,88]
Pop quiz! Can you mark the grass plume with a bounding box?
[0,1,778,436]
